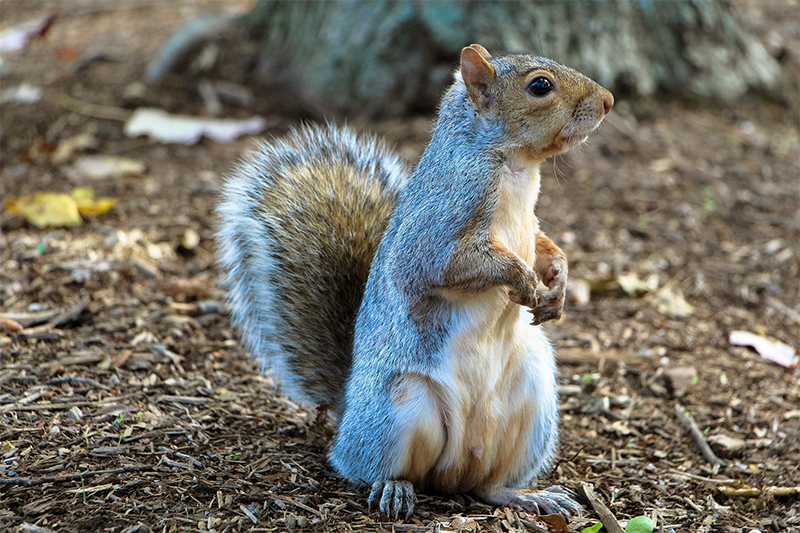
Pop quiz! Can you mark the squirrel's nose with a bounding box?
[602,91,614,115]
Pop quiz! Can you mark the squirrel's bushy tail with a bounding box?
[217,124,409,411]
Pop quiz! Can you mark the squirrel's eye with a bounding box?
[527,76,553,96]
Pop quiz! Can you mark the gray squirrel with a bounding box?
[217,44,613,520]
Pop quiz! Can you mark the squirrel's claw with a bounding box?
[475,485,582,520]
[529,264,566,325]
[528,293,565,325]
[369,480,416,521]
[510,486,582,519]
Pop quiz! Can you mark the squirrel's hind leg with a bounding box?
[369,480,417,520]
[474,485,582,519]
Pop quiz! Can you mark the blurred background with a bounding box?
[0,1,798,531]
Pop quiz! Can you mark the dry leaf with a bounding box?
[617,273,658,298]
[729,330,796,368]
[73,155,146,179]
[71,186,119,216]
[5,192,82,228]
[51,132,98,164]
[568,278,591,305]
[124,107,266,145]
[651,286,694,317]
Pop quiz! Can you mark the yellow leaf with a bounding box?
[651,286,695,318]
[70,187,119,216]
[5,192,82,228]
[70,186,95,202]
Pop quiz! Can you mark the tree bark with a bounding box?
[237,0,784,117]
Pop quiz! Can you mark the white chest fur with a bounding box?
[493,157,542,265]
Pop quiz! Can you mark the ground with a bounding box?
[1,2,799,532]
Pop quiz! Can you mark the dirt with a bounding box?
[1,2,799,532]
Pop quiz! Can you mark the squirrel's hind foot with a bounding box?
[368,480,417,520]
[475,485,582,519]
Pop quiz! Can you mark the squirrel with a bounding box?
[217,44,613,520]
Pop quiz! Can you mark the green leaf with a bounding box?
[625,516,655,533]
[581,523,603,533]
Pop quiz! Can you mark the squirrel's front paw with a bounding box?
[368,480,417,520]
[508,270,540,308]
[529,259,567,325]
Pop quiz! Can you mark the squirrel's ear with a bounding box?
[461,46,497,110]
[467,44,492,60]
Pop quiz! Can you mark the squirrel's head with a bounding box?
[458,44,614,161]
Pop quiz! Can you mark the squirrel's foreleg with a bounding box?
[441,235,540,307]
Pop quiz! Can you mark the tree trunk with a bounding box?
[237,0,784,117]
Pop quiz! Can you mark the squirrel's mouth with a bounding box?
[557,116,605,150]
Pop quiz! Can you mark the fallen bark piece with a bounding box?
[578,484,626,533]
[674,404,726,467]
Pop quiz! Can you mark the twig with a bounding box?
[666,469,738,485]
[49,297,90,328]
[766,297,800,327]
[157,446,203,468]
[0,308,61,327]
[716,486,800,498]
[50,376,110,390]
[55,93,131,121]
[0,465,153,486]
[239,504,258,525]
[20,523,58,533]
[0,393,139,413]
[519,519,549,533]
[578,483,625,533]
[157,395,208,405]
[278,496,324,517]
[673,404,726,467]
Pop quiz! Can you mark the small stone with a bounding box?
[663,366,697,396]
[71,268,92,284]
[707,434,746,458]
[182,228,200,250]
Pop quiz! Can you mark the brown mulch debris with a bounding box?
[1,1,799,532]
